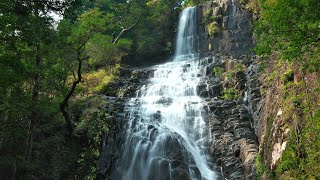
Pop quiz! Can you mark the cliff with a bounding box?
[96,0,259,179]
[96,0,320,179]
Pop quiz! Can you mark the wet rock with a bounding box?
[131,69,155,79]
[147,158,171,180]
[155,97,173,105]
[153,110,162,121]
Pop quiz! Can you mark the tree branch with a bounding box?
[112,16,141,44]
[59,43,88,135]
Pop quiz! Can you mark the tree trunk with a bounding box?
[0,110,8,151]
[25,44,41,160]
[60,46,87,135]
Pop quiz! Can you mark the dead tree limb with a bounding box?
[112,17,141,44]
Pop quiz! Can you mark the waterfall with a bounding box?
[175,7,199,61]
[115,7,217,180]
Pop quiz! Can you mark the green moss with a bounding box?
[258,61,267,72]
[204,11,221,24]
[225,72,233,80]
[257,59,320,179]
[212,66,224,76]
[275,140,300,175]
[203,9,213,24]
[255,154,264,177]
[202,4,222,37]
[235,63,245,72]
[239,0,260,16]
[274,81,320,179]
[219,62,247,100]
[260,87,267,95]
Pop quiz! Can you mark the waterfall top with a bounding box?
[174,7,199,61]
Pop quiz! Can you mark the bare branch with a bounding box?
[112,16,141,44]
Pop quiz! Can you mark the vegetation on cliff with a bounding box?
[252,0,320,179]
[255,0,320,72]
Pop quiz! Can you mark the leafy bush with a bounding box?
[255,0,320,71]
[280,70,294,84]
[73,96,111,179]
[222,88,239,100]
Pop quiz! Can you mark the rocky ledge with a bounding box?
[198,55,258,179]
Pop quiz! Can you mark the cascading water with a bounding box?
[115,7,217,180]
[175,7,199,61]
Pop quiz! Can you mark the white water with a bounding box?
[116,7,217,180]
[175,7,199,61]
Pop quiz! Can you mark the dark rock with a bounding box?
[198,0,254,58]
[153,110,162,121]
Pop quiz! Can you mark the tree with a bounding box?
[58,8,106,133]
[0,0,76,178]
[58,7,134,134]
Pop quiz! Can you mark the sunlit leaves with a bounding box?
[255,0,320,71]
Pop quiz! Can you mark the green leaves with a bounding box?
[255,0,320,70]
[86,34,132,67]
[78,8,106,32]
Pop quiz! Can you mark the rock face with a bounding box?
[96,68,152,180]
[246,62,264,139]
[196,0,254,58]
[205,99,258,179]
[200,56,258,180]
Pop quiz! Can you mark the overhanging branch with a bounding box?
[112,16,141,44]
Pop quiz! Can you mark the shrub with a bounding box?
[207,22,219,36]
[222,88,239,100]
